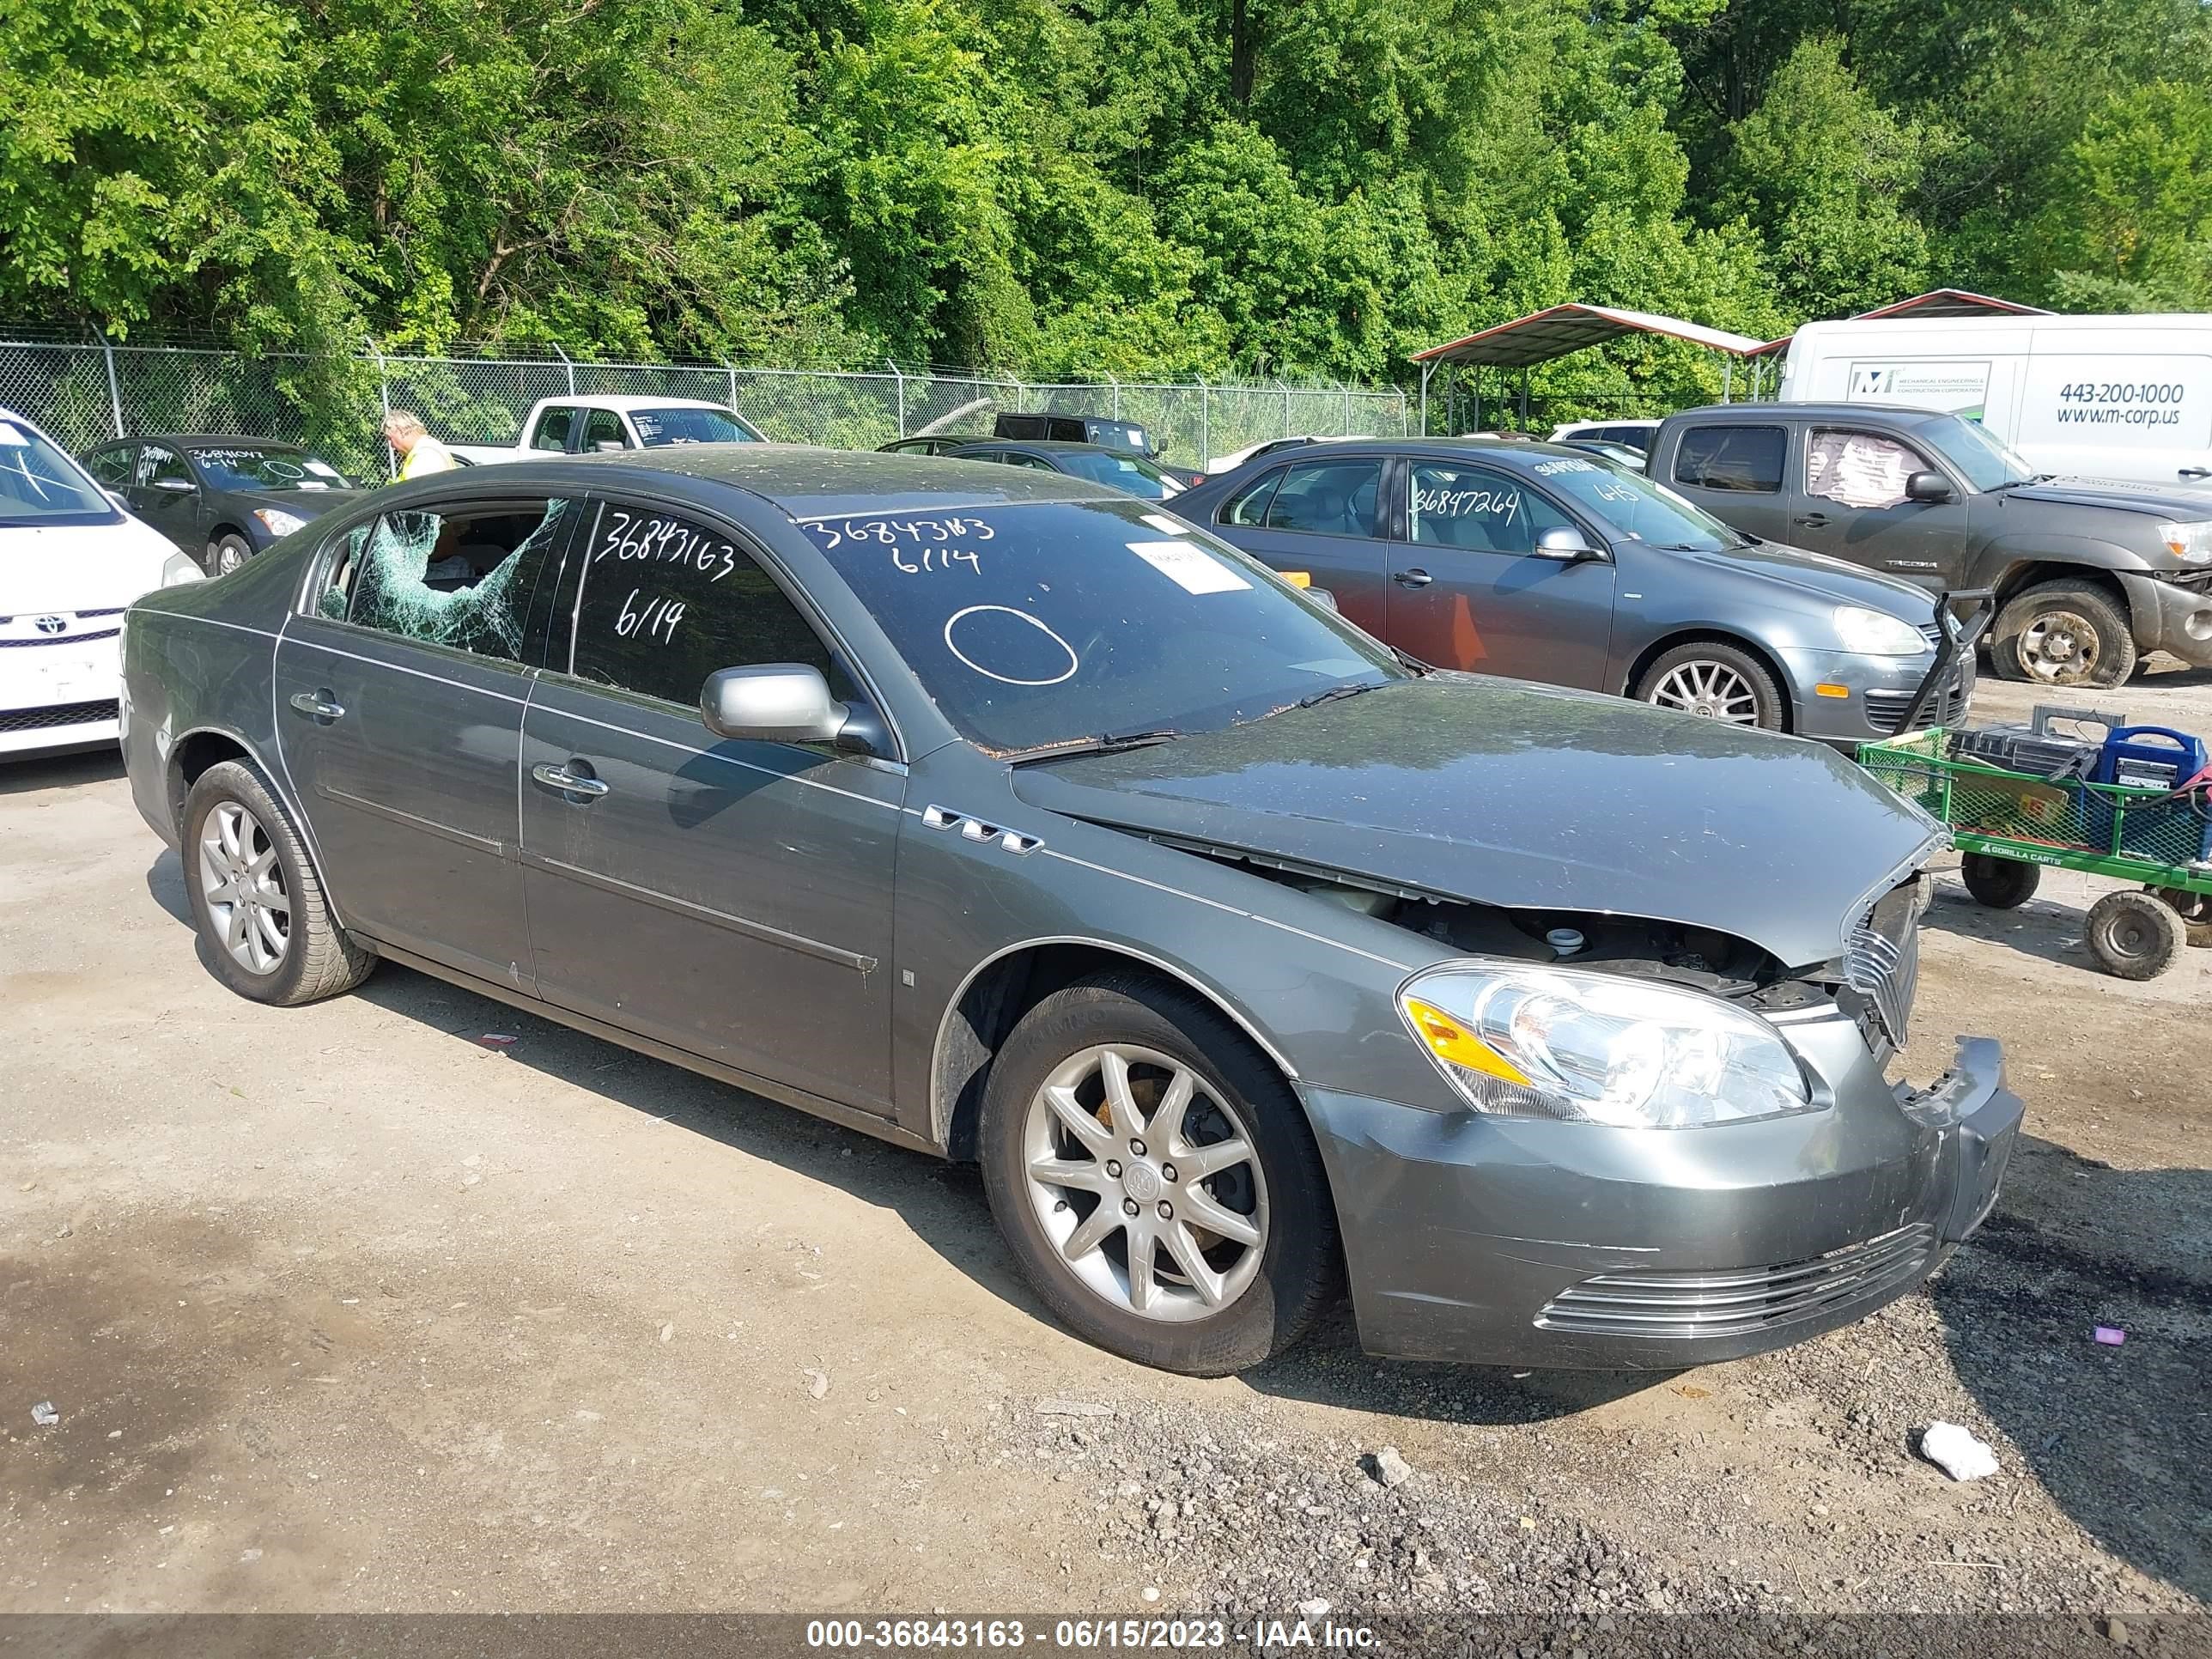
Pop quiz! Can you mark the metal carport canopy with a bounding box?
[1412,304,1764,369]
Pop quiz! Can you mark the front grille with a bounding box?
[0,628,120,649]
[1917,621,1943,649]
[0,699,119,734]
[1865,675,1970,734]
[1537,1223,1937,1340]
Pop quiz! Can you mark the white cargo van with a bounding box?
[1778,314,2212,489]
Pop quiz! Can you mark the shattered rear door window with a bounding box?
[325,498,578,662]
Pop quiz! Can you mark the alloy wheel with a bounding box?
[2015,609,2100,684]
[198,800,291,975]
[1021,1043,1267,1322]
[216,541,246,575]
[1649,660,1760,723]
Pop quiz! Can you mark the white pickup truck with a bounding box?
[449,395,768,465]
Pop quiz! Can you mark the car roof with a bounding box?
[953,439,1133,454]
[1659,402,1955,423]
[398,443,1136,520]
[88,434,313,450]
[544,395,731,411]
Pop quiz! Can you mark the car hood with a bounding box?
[1653,538,1942,621]
[1999,477,2212,517]
[1009,676,1940,969]
[0,516,182,611]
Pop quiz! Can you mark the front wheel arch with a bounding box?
[933,939,1297,1162]
[1620,630,1795,733]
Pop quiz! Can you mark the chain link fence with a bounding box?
[0,336,1408,477]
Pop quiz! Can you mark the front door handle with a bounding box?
[2181,466,2210,480]
[1793,513,1829,528]
[1394,568,1434,588]
[288,689,345,720]
[532,761,610,799]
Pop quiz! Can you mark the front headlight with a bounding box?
[252,507,308,538]
[2158,520,2212,564]
[1832,605,1928,656]
[1398,963,1815,1128]
[159,550,204,586]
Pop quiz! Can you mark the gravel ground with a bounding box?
[1,659,2205,1656]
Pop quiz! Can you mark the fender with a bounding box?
[1967,532,2157,596]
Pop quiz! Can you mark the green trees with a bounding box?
[3,0,2207,392]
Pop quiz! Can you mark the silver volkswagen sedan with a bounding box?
[118,448,2021,1375]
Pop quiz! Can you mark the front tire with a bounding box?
[204,532,253,577]
[1989,581,2136,688]
[1961,852,2039,909]
[978,975,1339,1376]
[182,760,375,1006]
[1634,641,1786,730]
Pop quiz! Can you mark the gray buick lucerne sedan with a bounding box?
[119,448,2022,1376]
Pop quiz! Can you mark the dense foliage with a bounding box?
[3,0,2208,410]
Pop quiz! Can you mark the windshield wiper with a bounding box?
[1988,474,2054,490]
[1293,679,1387,710]
[1004,727,1182,764]
[1390,647,1434,677]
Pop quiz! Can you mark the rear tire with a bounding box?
[1633,641,1786,731]
[1960,853,2039,909]
[1989,581,2136,689]
[2084,889,2185,980]
[182,760,375,1006]
[977,974,1338,1376]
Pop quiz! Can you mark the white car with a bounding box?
[1547,418,1660,452]
[449,395,767,465]
[1205,434,1372,476]
[1,409,203,760]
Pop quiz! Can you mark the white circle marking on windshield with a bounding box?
[943,605,1079,686]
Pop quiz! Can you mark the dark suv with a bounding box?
[1650,403,2212,689]
[992,412,1154,456]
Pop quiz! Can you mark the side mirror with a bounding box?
[592,439,627,453]
[103,489,131,511]
[701,664,870,750]
[1905,470,1954,504]
[1533,525,1607,562]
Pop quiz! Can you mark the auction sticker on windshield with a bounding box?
[1127,538,1251,595]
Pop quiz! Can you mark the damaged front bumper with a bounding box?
[1302,1026,2021,1370]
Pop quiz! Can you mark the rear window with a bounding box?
[1673,425,1785,493]
[632,407,757,447]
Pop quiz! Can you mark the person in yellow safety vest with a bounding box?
[382,410,457,480]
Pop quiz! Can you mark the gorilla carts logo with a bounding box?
[33,616,67,635]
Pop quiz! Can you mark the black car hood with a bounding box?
[1010,677,1940,968]
[2000,477,2212,517]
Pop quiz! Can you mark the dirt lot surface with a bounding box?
[3,659,2207,1648]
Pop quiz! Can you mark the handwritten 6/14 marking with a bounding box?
[616,587,686,646]
[598,510,739,581]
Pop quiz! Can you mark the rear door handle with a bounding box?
[1793,513,1829,528]
[2181,467,2210,479]
[288,690,345,720]
[532,762,610,799]
[1394,568,1433,588]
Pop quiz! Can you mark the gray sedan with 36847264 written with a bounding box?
[118,447,2022,1375]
